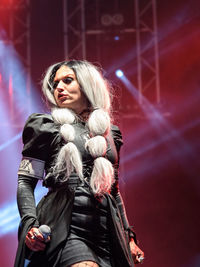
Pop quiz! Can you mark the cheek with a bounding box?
[78,90,82,99]
[75,88,82,99]
[79,93,88,106]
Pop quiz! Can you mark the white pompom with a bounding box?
[60,124,75,142]
[52,108,75,125]
[88,109,110,136]
[85,136,107,158]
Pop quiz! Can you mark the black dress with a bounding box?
[14,113,136,267]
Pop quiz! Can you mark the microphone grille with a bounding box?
[38,224,51,240]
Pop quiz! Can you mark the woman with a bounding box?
[15,60,144,267]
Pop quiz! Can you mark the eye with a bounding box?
[62,77,74,84]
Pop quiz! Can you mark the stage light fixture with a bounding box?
[115,69,124,78]
[101,13,124,27]
[101,14,112,26]
[112,14,124,26]
[114,36,120,41]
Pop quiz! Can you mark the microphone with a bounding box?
[37,224,51,240]
[25,225,51,263]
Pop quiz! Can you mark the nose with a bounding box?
[56,80,65,91]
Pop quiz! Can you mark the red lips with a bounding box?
[58,93,69,99]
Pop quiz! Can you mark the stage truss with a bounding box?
[63,0,160,104]
[0,0,160,126]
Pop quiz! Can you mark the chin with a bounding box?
[58,104,77,112]
[57,102,72,109]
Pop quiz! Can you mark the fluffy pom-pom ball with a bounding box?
[88,109,110,137]
[85,136,107,158]
[60,124,75,142]
[52,108,75,125]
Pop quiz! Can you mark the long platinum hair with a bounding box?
[42,60,114,195]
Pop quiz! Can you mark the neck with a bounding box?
[77,108,91,121]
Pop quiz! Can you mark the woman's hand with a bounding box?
[25,227,50,252]
[129,238,144,264]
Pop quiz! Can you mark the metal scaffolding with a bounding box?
[62,0,160,104]
[135,0,160,103]
[63,0,86,60]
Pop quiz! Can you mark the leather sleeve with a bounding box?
[111,125,137,243]
[17,113,56,224]
[111,179,137,244]
[17,175,38,220]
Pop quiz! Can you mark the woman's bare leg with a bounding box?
[69,261,99,267]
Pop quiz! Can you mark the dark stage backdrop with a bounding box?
[0,0,199,266]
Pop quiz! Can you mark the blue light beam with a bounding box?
[0,185,48,237]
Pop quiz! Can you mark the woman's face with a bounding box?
[53,65,88,114]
